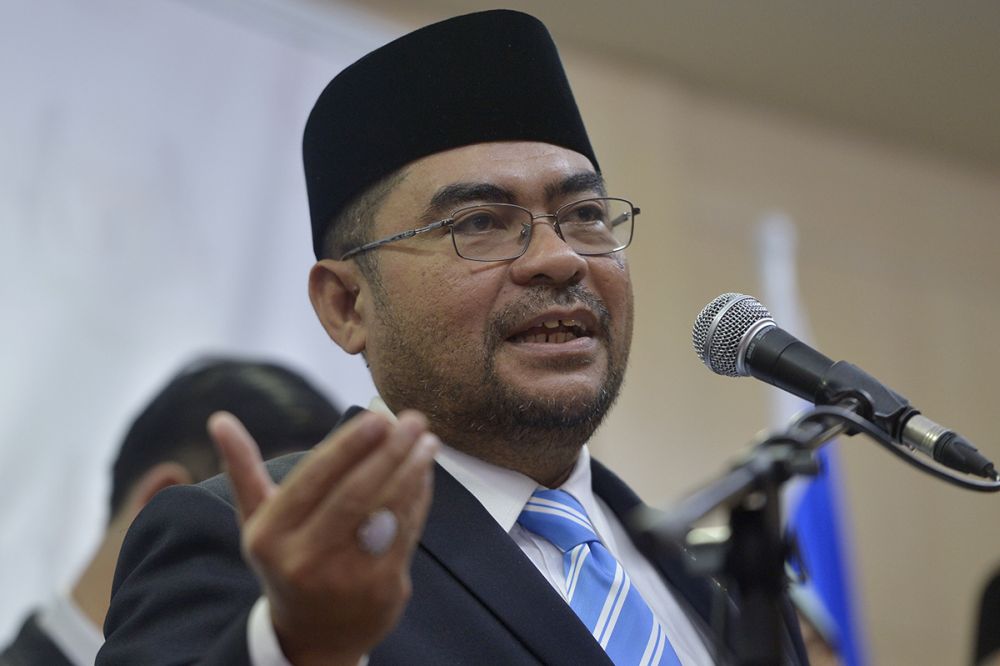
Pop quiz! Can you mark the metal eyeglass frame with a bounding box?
[338,196,639,262]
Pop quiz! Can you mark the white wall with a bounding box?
[0,0,395,641]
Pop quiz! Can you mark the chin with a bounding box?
[503,380,615,424]
[502,374,603,402]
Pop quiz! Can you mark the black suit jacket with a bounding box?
[0,613,73,666]
[99,417,806,665]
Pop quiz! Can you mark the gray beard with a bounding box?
[446,366,625,465]
[373,284,630,463]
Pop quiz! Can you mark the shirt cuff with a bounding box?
[247,596,293,666]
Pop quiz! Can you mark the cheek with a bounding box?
[595,261,634,320]
[437,280,497,346]
[386,261,501,342]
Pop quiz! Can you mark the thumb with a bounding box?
[208,411,275,523]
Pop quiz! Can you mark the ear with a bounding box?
[308,259,368,355]
[123,462,193,519]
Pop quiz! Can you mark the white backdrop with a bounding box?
[0,0,396,641]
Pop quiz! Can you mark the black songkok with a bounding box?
[303,9,599,258]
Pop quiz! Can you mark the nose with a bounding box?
[508,219,588,287]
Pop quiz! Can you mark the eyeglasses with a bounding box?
[339,197,639,262]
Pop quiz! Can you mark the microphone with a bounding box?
[692,292,997,479]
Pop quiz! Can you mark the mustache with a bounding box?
[486,284,612,347]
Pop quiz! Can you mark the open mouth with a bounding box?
[508,318,591,344]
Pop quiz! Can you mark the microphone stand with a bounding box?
[632,404,857,666]
[634,395,1000,665]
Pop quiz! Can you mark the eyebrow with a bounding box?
[545,171,607,199]
[423,171,608,221]
[425,183,516,219]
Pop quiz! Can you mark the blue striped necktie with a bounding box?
[517,488,682,666]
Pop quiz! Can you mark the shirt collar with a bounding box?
[366,396,597,533]
[435,443,540,531]
[36,592,103,665]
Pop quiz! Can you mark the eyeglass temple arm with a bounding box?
[339,219,453,261]
[610,206,640,228]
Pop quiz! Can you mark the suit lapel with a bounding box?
[419,464,613,666]
[592,462,809,665]
[590,459,722,624]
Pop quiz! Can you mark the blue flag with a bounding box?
[788,444,868,665]
[755,213,868,665]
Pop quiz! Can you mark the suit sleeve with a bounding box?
[97,482,260,665]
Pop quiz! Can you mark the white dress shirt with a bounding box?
[436,442,713,666]
[248,399,713,665]
[35,592,104,666]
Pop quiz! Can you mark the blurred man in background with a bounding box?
[0,357,341,666]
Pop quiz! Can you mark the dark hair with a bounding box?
[320,166,407,303]
[108,357,341,517]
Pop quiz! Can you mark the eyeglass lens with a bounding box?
[450,198,634,261]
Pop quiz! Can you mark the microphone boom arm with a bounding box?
[632,403,1000,665]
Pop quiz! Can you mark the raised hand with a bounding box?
[209,409,438,666]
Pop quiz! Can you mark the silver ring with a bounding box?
[356,508,398,556]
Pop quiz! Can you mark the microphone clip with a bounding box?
[816,361,918,441]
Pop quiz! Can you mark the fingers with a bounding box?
[379,431,438,560]
[255,411,393,531]
[303,412,432,544]
[228,406,438,572]
[234,409,439,663]
[208,411,275,523]
[341,411,429,510]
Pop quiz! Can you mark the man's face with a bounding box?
[357,141,634,453]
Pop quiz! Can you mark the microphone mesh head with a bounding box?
[692,293,772,376]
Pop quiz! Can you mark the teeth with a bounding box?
[511,331,581,344]
[539,318,583,330]
[510,318,589,343]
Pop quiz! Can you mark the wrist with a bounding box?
[270,610,368,666]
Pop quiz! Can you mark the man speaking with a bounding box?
[99,10,805,665]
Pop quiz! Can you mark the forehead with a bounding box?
[414,140,594,180]
[385,142,598,219]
